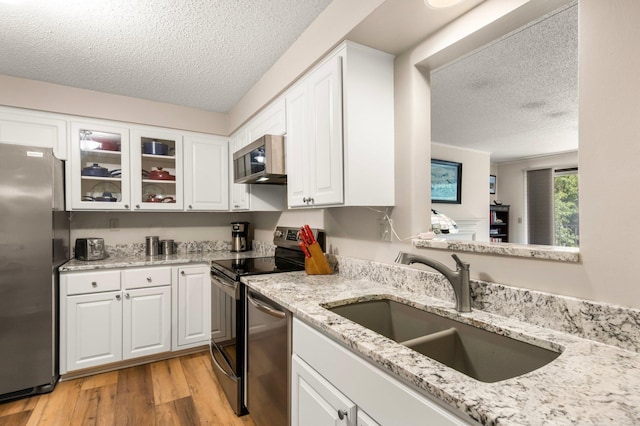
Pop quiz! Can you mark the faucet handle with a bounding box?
[451,253,469,270]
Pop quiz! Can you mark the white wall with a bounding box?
[70,211,252,247]
[0,75,228,136]
[497,151,578,244]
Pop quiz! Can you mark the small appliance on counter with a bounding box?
[160,239,175,255]
[74,237,106,261]
[231,222,251,252]
[145,236,160,256]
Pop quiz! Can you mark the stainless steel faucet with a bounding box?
[395,252,472,312]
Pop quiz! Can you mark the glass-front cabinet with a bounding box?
[69,122,131,211]
[130,129,183,211]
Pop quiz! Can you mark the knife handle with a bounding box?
[298,241,311,258]
[304,224,316,244]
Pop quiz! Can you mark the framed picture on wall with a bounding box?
[431,159,462,204]
[490,175,497,194]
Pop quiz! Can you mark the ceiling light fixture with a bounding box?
[424,0,465,8]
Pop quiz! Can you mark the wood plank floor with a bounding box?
[0,352,256,426]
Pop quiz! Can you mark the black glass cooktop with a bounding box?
[211,256,304,278]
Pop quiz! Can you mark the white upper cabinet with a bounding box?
[68,117,228,212]
[130,128,184,211]
[246,97,287,141]
[184,134,229,211]
[68,121,132,211]
[229,129,250,210]
[0,106,68,160]
[285,41,395,208]
[228,99,287,212]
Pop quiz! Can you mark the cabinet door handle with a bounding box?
[337,409,348,420]
[115,294,121,301]
[125,293,130,299]
[188,205,193,209]
[91,281,97,287]
[124,204,129,209]
[180,271,185,276]
[136,204,141,209]
[146,276,152,282]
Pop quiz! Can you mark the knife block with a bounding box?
[304,243,333,275]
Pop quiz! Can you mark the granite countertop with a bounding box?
[241,272,640,426]
[59,250,260,272]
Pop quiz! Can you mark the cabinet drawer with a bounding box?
[65,270,121,295]
[122,267,171,289]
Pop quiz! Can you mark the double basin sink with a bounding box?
[327,298,561,383]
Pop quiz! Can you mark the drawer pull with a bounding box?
[91,281,97,287]
[181,271,185,276]
[115,294,121,301]
[146,277,152,282]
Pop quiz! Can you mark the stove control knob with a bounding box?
[274,229,283,238]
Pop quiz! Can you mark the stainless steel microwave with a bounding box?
[233,135,286,184]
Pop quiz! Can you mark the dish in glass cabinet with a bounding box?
[86,182,121,202]
[141,184,172,202]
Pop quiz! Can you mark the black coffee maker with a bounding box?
[231,222,251,252]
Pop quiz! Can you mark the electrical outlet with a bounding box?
[377,218,392,242]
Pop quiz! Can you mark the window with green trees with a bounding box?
[554,169,579,247]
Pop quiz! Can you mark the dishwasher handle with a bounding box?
[247,292,286,319]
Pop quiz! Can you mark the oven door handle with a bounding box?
[247,291,286,319]
[209,341,238,381]
[210,273,239,300]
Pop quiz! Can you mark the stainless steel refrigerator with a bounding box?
[0,144,70,402]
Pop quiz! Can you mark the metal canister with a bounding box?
[145,236,159,256]
[160,239,175,255]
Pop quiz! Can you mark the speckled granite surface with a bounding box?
[60,239,275,272]
[243,271,640,425]
[59,245,640,424]
[333,255,640,354]
[413,238,580,262]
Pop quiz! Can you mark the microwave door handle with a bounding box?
[247,292,286,319]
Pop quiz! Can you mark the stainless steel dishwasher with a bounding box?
[246,289,291,426]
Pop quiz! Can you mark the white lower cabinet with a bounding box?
[123,285,171,359]
[292,354,357,426]
[61,264,211,374]
[173,265,211,349]
[357,409,381,426]
[292,318,472,426]
[65,290,123,372]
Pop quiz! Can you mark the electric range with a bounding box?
[209,226,325,416]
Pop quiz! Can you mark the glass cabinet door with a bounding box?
[130,130,183,211]
[70,122,130,210]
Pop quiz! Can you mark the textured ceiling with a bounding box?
[431,2,578,163]
[0,0,332,113]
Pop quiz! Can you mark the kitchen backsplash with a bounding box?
[100,239,276,257]
[332,254,640,354]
